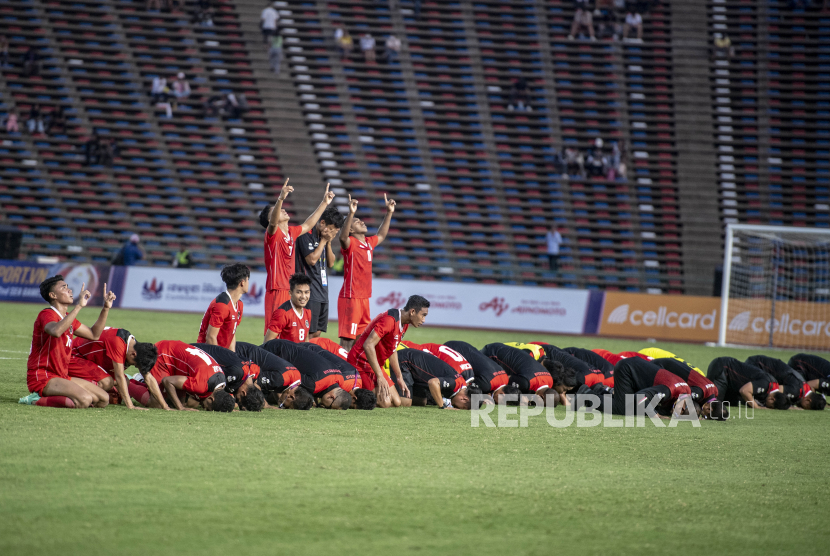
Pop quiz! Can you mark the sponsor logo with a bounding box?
[376,291,407,308]
[142,278,163,300]
[730,312,830,337]
[606,304,716,330]
[242,283,264,304]
[728,311,751,331]
[480,297,510,316]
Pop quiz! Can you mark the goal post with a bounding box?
[718,224,830,349]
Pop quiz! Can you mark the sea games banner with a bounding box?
[0,260,113,305]
[118,267,269,316]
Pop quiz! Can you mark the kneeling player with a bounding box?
[562,346,615,376]
[706,357,788,410]
[746,355,825,410]
[444,340,516,404]
[261,339,349,409]
[396,348,476,409]
[481,343,556,406]
[143,341,234,412]
[401,340,473,382]
[652,358,726,420]
[25,276,117,409]
[69,328,158,410]
[788,353,830,395]
[234,341,307,410]
[605,357,692,417]
[303,342,376,409]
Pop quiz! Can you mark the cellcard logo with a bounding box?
[730,310,830,337]
[728,311,751,331]
[607,304,629,324]
[142,278,163,300]
[479,297,509,317]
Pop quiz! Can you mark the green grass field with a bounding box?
[1,301,828,556]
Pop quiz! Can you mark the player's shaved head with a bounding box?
[134,342,159,376]
[324,388,351,410]
[39,275,64,303]
[220,263,250,290]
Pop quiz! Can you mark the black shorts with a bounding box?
[307,300,328,334]
[395,367,414,398]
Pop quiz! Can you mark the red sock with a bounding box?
[128,382,150,407]
[36,396,76,408]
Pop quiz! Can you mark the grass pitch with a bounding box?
[0,302,828,556]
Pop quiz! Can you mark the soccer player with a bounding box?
[503,342,546,361]
[191,343,247,395]
[196,263,249,350]
[605,357,693,417]
[348,295,430,408]
[443,341,516,403]
[264,273,312,342]
[261,339,350,409]
[562,346,615,376]
[639,347,703,375]
[401,340,474,381]
[234,341,301,410]
[706,357,789,410]
[69,327,158,410]
[296,206,344,339]
[395,348,475,409]
[261,178,335,334]
[338,192,396,350]
[788,353,830,395]
[745,355,825,410]
[24,275,117,409]
[142,341,233,412]
[308,336,350,359]
[302,342,376,409]
[481,343,556,406]
[651,358,726,420]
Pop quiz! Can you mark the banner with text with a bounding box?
[0,260,113,305]
[599,292,721,342]
[725,299,830,349]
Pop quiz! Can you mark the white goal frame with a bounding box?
[718,223,830,347]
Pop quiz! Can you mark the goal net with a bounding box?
[718,224,830,350]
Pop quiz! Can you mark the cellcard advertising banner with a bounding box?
[599,292,721,342]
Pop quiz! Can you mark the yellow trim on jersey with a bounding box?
[638,348,704,376]
[383,342,409,375]
[503,342,545,361]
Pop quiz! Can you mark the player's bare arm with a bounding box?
[161,376,197,411]
[375,193,396,245]
[144,374,172,410]
[325,233,337,268]
[267,177,292,235]
[112,360,147,411]
[739,383,764,408]
[44,281,90,338]
[362,331,390,403]
[339,194,358,250]
[205,325,220,346]
[388,350,410,399]
[300,183,335,235]
[74,283,116,340]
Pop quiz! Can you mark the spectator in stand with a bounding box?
[713,33,735,60]
[261,2,280,44]
[568,0,596,41]
[609,140,627,180]
[173,244,193,268]
[84,132,100,166]
[192,6,214,26]
[594,0,618,40]
[224,93,248,119]
[4,111,19,133]
[383,35,401,64]
[586,138,608,178]
[360,33,376,64]
[204,94,224,117]
[150,76,169,104]
[99,137,118,167]
[47,105,66,135]
[334,25,353,60]
[269,34,284,75]
[22,46,39,76]
[171,72,191,106]
[0,35,9,68]
[27,104,44,134]
[546,226,564,273]
[622,8,643,42]
[563,146,584,177]
[508,77,530,111]
[121,234,145,266]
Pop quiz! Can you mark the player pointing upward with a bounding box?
[338,192,396,350]
[260,178,335,335]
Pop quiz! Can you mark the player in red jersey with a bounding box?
[197,263,249,350]
[69,327,158,410]
[337,192,396,350]
[401,341,474,382]
[141,341,234,412]
[264,274,312,342]
[308,336,350,360]
[260,178,335,335]
[348,295,429,408]
[24,275,117,409]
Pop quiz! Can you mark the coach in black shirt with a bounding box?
[295,207,344,338]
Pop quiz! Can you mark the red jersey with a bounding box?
[339,235,379,299]
[71,327,133,373]
[27,307,80,379]
[348,308,408,371]
[150,340,226,399]
[267,300,311,342]
[264,225,303,291]
[308,337,349,360]
[618,351,652,361]
[197,291,243,348]
[402,341,473,377]
[594,349,625,366]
